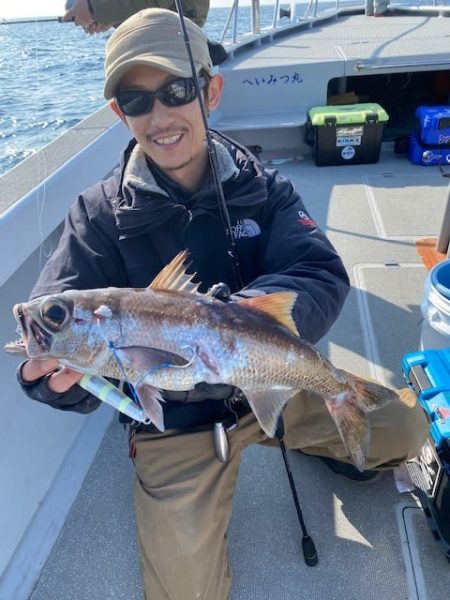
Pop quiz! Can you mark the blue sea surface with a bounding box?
[0,17,108,176]
[0,1,428,176]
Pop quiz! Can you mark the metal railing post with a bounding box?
[232,0,239,42]
[436,183,450,255]
[251,0,261,34]
[272,0,281,28]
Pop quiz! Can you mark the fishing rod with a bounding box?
[276,417,318,566]
[173,2,318,567]
[172,0,243,291]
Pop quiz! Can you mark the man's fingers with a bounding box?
[47,367,83,393]
[86,21,98,33]
[91,23,111,33]
[61,9,75,23]
[61,0,94,27]
[21,360,83,393]
[60,1,109,34]
[21,358,60,382]
[62,11,83,27]
[83,20,110,34]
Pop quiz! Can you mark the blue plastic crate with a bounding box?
[402,348,450,447]
[402,348,450,559]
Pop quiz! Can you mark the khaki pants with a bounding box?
[133,390,428,600]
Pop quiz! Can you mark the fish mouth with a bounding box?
[3,338,28,356]
[13,304,52,355]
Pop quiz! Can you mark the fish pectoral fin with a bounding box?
[136,383,165,432]
[148,251,200,294]
[243,389,294,438]
[115,346,189,372]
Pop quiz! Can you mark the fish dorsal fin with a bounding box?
[148,251,200,294]
[240,292,299,336]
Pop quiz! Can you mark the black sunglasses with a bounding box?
[116,77,207,117]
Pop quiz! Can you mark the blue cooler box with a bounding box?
[409,105,450,166]
[408,135,450,166]
[402,348,450,558]
[416,106,450,145]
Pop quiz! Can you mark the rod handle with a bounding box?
[302,535,318,567]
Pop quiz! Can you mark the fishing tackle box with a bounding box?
[408,105,450,166]
[402,348,450,560]
[307,103,389,167]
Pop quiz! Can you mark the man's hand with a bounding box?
[21,359,83,393]
[62,0,111,34]
[207,282,266,303]
[207,282,232,302]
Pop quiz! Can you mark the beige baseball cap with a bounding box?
[103,8,214,100]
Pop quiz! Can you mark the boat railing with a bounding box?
[219,0,450,46]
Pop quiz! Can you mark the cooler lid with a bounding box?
[308,103,389,126]
[415,105,450,118]
[415,105,450,128]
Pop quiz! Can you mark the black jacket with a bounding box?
[19,131,350,429]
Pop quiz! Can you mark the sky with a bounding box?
[0,0,268,20]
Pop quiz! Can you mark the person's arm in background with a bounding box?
[243,170,350,344]
[62,0,210,30]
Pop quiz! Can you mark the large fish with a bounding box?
[5,252,405,469]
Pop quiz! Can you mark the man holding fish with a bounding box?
[8,8,427,600]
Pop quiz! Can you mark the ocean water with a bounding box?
[0,2,356,176]
[0,1,412,176]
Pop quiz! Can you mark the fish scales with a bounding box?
[105,289,331,394]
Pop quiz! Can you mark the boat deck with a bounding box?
[232,12,450,66]
[29,150,450,600]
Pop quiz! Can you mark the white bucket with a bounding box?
[420,259,450,350]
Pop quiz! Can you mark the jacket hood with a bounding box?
[111,131,268,239]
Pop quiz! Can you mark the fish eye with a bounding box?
[40,299,70,332]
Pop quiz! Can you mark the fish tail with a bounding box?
[325,371,399,471]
